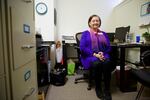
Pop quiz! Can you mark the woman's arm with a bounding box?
[103,32,111,54]
[80,31,93,57]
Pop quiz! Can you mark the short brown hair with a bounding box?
[88,14,101,27]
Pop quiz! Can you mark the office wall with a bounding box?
[56,0,122,40]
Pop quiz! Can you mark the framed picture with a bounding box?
[140,2,150,16]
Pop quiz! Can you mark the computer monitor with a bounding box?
[115,26,130,42]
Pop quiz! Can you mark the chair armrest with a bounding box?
[74,45,80,50]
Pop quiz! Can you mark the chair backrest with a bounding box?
[141,50,150,67]
[75,32,82,46]
[106,32,115,42]
[75,32,82,67]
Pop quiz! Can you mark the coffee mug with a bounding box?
[136,36,140,43]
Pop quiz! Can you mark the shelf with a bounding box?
[139,23,150,28]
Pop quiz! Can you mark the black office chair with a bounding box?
[74,32,92,90]
[131,50,150,100]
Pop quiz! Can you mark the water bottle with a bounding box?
[126,32,133,43]
[48,60,51,82]
[126,32,130,43]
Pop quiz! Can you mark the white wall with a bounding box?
[35,0,54,41]
[56,0,122,40]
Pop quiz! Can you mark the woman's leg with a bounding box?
[102,59,112,100]
[91,61,103,98]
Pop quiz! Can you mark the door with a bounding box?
[6,0,38,99]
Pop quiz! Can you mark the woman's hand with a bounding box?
[98,52,105,61]
[93,52,105,61]
[93,53,100,58]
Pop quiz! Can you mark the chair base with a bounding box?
[74,75,92,90]
[135,85,144,100]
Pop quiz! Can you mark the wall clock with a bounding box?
[36,2,48,15]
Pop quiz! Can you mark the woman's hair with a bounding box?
[56,41,61,48]
[88,14,101,27]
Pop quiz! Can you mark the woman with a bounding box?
[80,15,113,100]
[55,41,63,69]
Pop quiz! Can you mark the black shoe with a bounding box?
[95,88,103,99]
[104,91,112,100]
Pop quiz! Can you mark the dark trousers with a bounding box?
[90,59,113,92]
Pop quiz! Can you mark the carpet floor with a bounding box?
[45,74,150,100]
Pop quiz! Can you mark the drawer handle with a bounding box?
[21,45,34,49]
[22,87,36,100]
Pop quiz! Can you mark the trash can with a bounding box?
[116,65,137,91]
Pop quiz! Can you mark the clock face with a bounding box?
[36,2,48,15]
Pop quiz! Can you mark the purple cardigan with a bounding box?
[80,30,111,69]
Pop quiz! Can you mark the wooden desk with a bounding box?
[112,43,150,92]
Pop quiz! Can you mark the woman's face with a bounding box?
[89,16,101,29]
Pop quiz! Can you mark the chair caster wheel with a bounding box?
[87,87,91,90]
[74,81,78,84]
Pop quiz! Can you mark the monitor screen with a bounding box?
[115,26,130,42]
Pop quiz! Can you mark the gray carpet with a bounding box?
[45,74,150,100]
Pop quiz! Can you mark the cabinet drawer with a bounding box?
[0,76,7,100]
[9,0,35,68]
[12,60,38,100]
